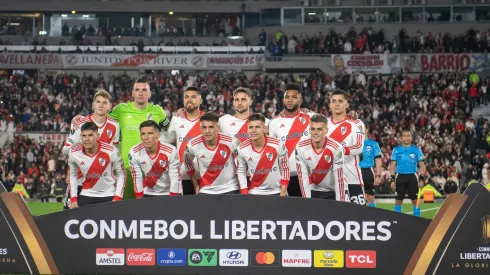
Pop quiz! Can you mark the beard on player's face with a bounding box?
[185,105,199,113]
[285,104,299,113]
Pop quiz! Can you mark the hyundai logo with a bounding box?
[226,251,241,259]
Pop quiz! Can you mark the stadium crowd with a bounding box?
[1,70,489,198]
[266,27,490,55]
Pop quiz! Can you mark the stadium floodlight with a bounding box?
[71,10,76,14]
[169,11,174,15]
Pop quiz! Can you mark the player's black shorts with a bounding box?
[348,184,366,205]
[395,174,418,201]
[182,180,195,195]
[78,195,114,207]
[143,194,157,198]
[288,176,303,197]
[199,190,240,195]
[361,168,375,196]
[64,185,83,210]
[311,190,335,200]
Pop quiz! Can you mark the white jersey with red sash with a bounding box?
[68,142,126,202]
[236,136,289,195]
[128,141,181,197]
[162,111,203,180]
[219,114,270,142]
[63,114,120,156]
[268,111,315,177]
[295,138,349,201]
[327,117,365,187]
[184,133,240,194]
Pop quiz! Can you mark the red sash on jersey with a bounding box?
[250,146,277,190]
[235,121,249,142]
[285,114,310,157]
[310,148,334,184]
[99,123,117,144]
[81,151,111,189]
[329,121,352,144]
[179,122,201,164]
[144,154,169,188]
[200,143,231,188]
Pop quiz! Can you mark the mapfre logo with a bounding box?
[282,250,312,267]
[126,248,156,266]
[346,250,376,268]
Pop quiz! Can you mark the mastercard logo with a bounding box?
[252,250,279,267]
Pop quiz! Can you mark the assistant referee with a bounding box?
[359,128,382,208]
[389,129,426,217]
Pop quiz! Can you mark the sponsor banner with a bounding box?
[2,184,490,274]
[0,53,62,69]
[157,248,186,266]
[61,54,263,70]
[96,248,125,266]
[401,53,490,73]
[332,54,400,74]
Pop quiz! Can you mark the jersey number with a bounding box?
[350,194,366,205]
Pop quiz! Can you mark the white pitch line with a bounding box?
[405,207,440,215]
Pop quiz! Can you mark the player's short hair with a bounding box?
[401,128,412,135]
[285,83,300,92]
[93,89,112,102]
[330,90,349,101]
[139,120,161,132]
[233,87,252,98]
[200,112,220,123]
[185,86,201,95]
[310,114,328,126]
[80,122,98,132]
[248,113,266,124]
[133,78,150,90]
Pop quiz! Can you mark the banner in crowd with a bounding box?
[0,53,264,70]
[401,53,490,73]
[1,183,489,274]
[332,54,401,74]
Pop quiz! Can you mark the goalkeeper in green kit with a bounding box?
[110,79,169,198]
[71,79,169,199]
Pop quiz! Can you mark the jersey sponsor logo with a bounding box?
[314,250,344,268]
[252,250,280,267]
[282,250,312,267]
[96,248,125,266]
[219,249,249,266]
[311,148,334,183]
[81,151,111,189]
[125,125,140,131]
[235,121,249,142]
[126,248,155,266]
[346,250,376,268]
[251,167,277,174]
[157,248,186,266]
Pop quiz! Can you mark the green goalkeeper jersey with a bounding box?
[109,102,167,166]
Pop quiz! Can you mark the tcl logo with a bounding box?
[0,248,7,255]
[346,250,376,268]
[126,249,155,266]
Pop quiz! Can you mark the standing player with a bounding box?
[327,90,366,205]
[236,113,289,195]
[295,114,348,200]
[161,86,203,195]
[68,122,126,208]
[359,128,382,207]
[62,89,120,209]
[129,121,181,198]
[184,112,241,194]
[269,83,315,197]
[219,87,269,142]
[390,129,426,217]
[109,79,169,199]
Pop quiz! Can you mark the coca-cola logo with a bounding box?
[126,249,155,266]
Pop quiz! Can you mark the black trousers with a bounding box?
[311,190,336,200]
[78,195,114,207]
